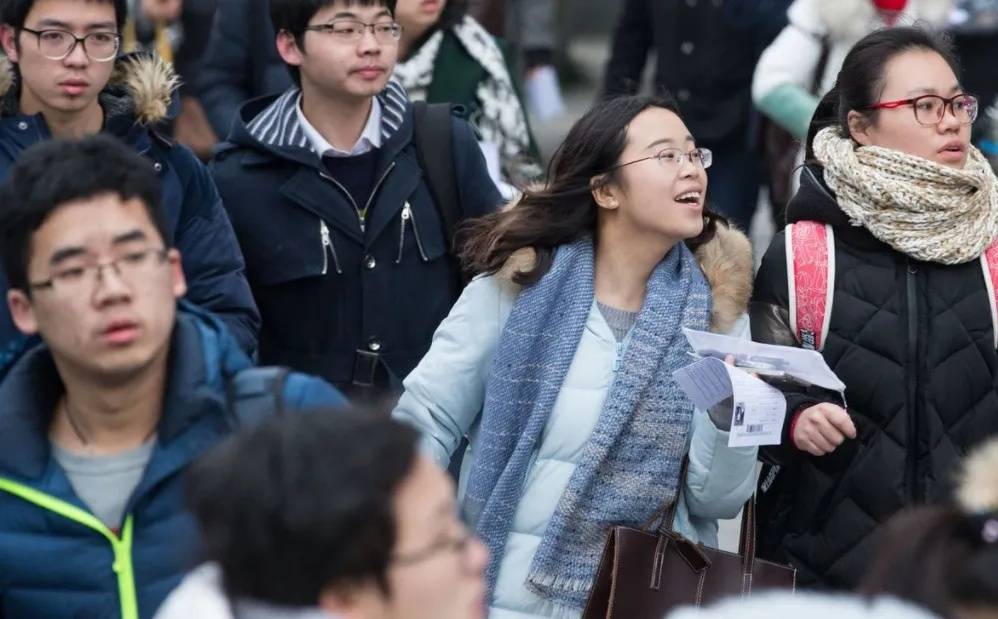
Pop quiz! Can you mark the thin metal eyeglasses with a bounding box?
[303,20,403,43]
[19,27,121,62]
[30,248,169,293]
[391,529,477,572]
[610,147,713,172]
[862,93,979,126]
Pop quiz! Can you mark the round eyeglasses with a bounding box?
[19,28,121,62]
[862,93,979,126]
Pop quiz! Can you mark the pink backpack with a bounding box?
[786,222,998,351]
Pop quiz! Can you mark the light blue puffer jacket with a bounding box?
[394,237,758,619]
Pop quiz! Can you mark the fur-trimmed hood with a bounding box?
[817,0,954,42]
[0,52,179,125]
[498,224,753,334]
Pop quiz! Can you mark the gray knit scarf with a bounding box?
[463,236,712,610]
[813,126,998,264]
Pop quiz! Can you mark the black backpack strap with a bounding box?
[225,366,291,428]
[412,100,460,251]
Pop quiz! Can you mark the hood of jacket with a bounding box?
[220,78,412,170]
[0,302,251,481]
[0,51,179,128]
[817,0,954,42]
[498,223,753,335]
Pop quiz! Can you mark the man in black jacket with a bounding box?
[603,0,790,231]
[211,0,502,400]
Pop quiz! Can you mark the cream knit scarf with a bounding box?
[813,126,998,264]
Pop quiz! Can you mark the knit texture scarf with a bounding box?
[813,126,998,264]
[463,236,712,610]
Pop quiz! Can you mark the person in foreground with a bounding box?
[0,136,344,619]
[752,26,998,589]
[393,93,758,618]
[155,409,489,619]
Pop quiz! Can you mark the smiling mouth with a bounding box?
[675,191,702,204]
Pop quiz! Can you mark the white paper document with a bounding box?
[681,328,846,392]
[673,357,787,447]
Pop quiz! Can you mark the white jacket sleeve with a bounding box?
[752,0,825,138]
[682,314,760,520]
[392,275,514,468]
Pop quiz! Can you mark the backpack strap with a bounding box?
[980,239,998,348]
[412,101,460,251]
[786,221,835,351]
[225,366,291,428]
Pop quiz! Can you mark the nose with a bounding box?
[465,536,490,576]
[357,25,381,54]
[677,156,701,180]
[63,38,89,67]
[938,102,962,133]
[92,263,132,306]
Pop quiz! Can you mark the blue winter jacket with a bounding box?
[0,54,260,364]
[0,304,345,619]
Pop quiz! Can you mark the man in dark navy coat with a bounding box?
[211,0,503,399]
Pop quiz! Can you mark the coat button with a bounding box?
[16,121,27,130]
[364,255,377,270]
[680,41,695,55]
[367,337,382,352]
[153,162,163,172]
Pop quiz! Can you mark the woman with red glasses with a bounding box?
[751,26,998,591]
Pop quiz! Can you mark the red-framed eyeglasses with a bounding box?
[862,93,979,126]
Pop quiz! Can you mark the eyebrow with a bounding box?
[34,18,117,30]
[48,229,148,266]
[646,136,695,150]
[906,85,962,96]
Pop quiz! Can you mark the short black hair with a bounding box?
[1,0,128,33]
[0,135,166,293]
[268,0,398,85]
[188,408,420,606]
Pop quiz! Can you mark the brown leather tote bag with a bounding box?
[582,469,796,618]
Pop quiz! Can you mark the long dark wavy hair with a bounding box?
[459,93,727,286]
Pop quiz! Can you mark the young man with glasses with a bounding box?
[210,0,503,400]
[0,0,260,364]
[155,409,489,619]
[0,135,345,619]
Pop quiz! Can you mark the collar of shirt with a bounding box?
[295,95,383,158]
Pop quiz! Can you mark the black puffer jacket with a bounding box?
[751,164,998,589]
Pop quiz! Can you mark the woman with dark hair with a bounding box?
[752,26,998,590]
[393,93,758,618]
[393,0,541,186]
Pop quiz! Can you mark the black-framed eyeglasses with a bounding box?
[30,248,169,294]
[391,529,477,572]
[610,147,713,172]
[862,93,979,126]
[303,20,402,43]
[19,27,121,62]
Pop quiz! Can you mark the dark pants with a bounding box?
[702,131,762,233]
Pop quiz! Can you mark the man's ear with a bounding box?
[1,24,19,62]
[8,289,38,336]
[847,110,873,146]
[167,248,187,300]
[590,174,620,211]
[275,29,304,68]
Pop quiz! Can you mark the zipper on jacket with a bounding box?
[403,201,430,261]
[905,259,920,503]
[319,219,342,275]
[0,477,139,619]
[318,162,396,235]
[396,203,409,264]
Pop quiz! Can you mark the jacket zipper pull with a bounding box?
[405,201,430,262]
[319,220,342,275]
[397,203,411,264]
